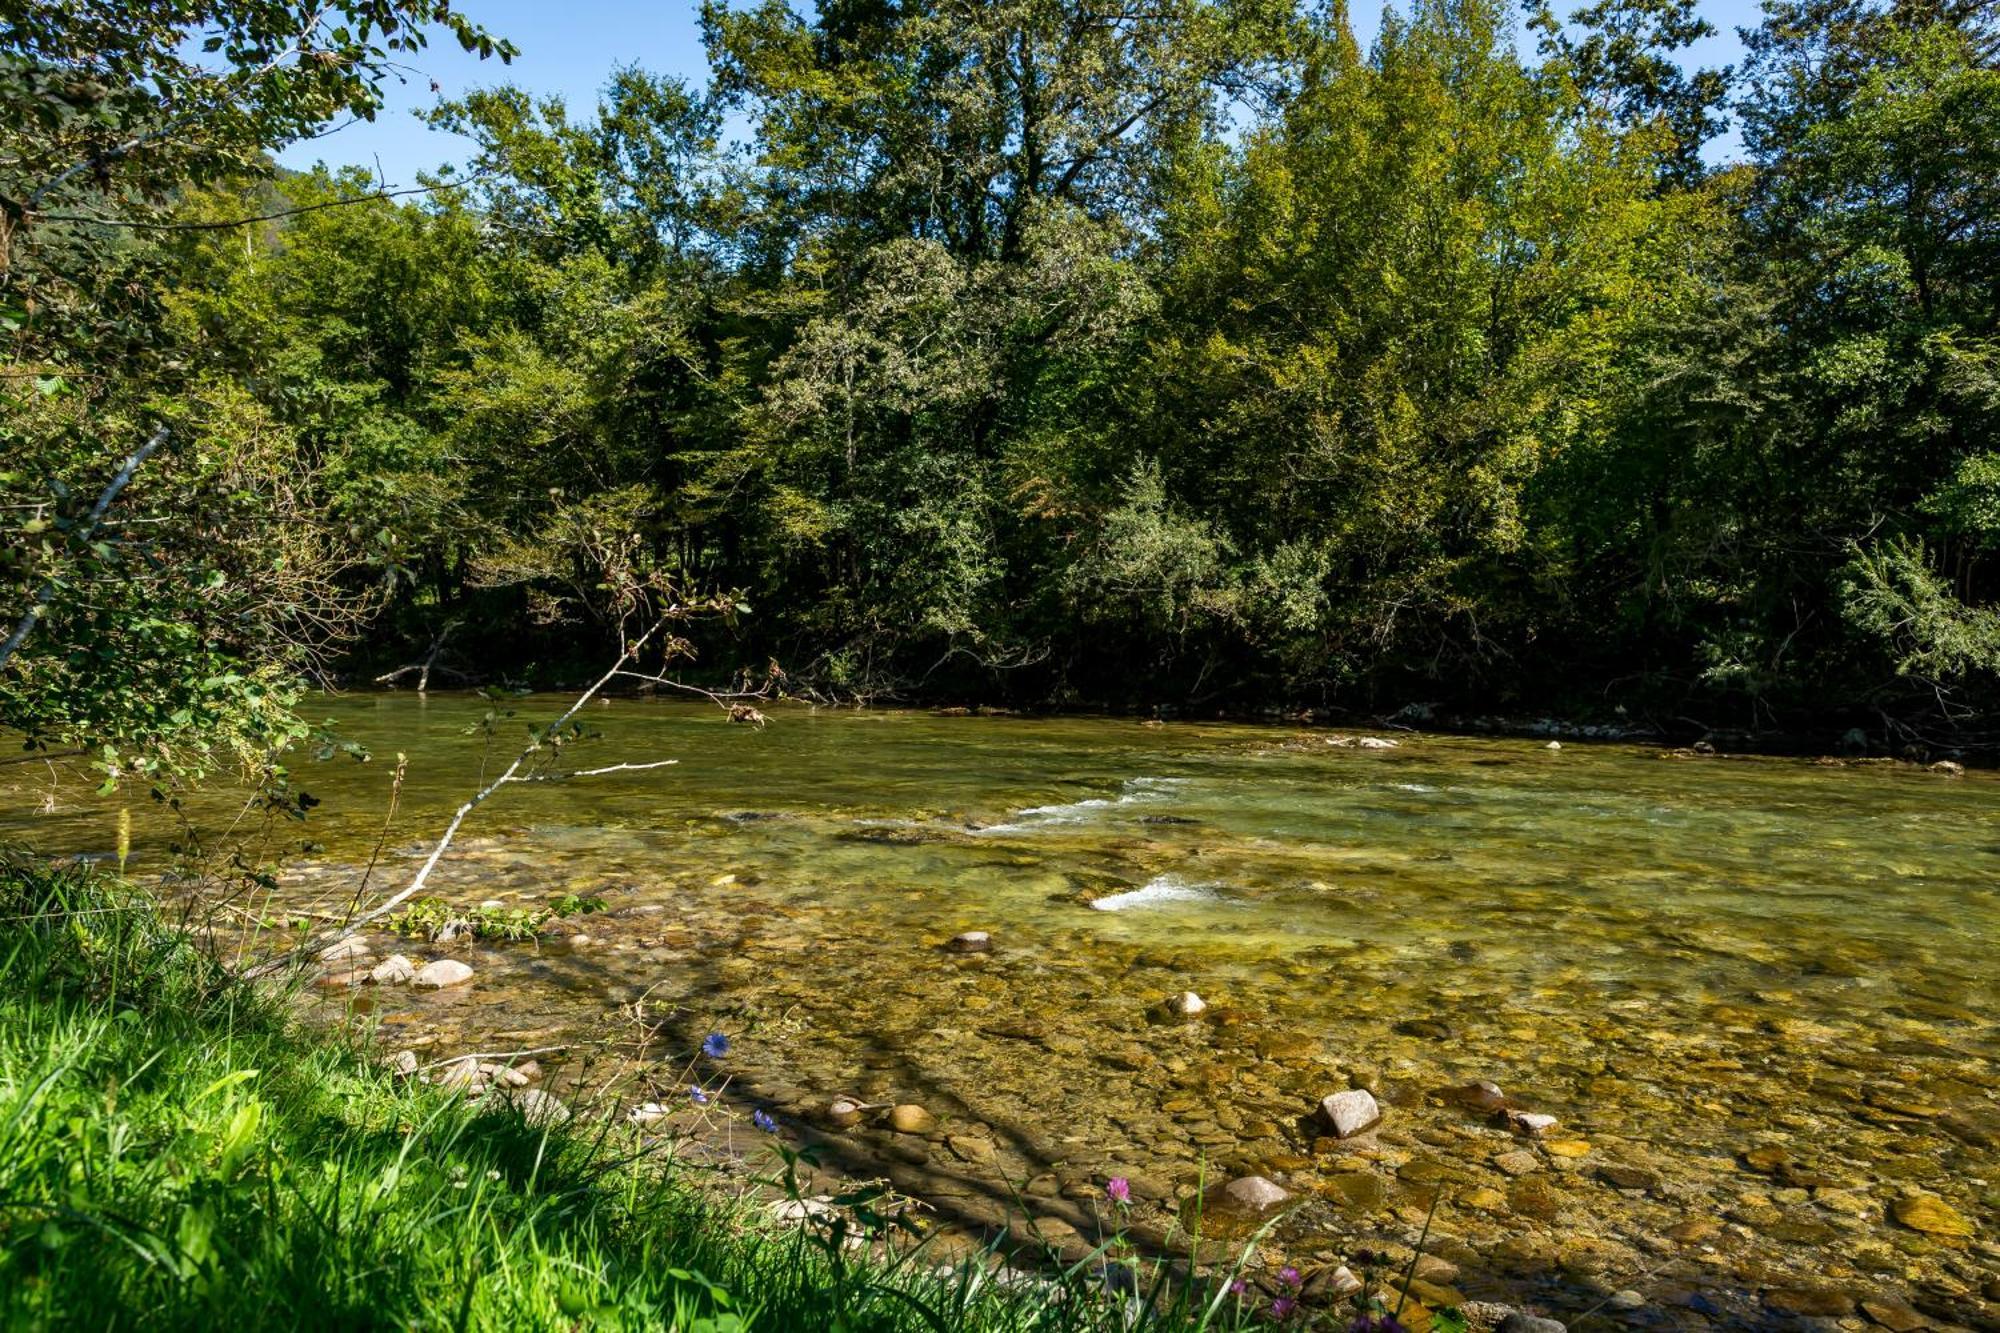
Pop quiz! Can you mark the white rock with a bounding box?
[434,1059,485,1092]
[947,930,992,953]
[628,1101,670,1126]
[510,1087,570,1126]
[771,1196,839,1224]
[1511,1111,1559,1135]
[1221,1176,1292,1211]
[1164,990,1207,1018]
[1319,1088,1383,1138]
[383,1049,420,1078]
[482,1062,530,1088]
[369,953,417,985]
[1545,741,1563,751]
[1357,736,1400,749]
[319,936,370,962]
[413,959,474,990]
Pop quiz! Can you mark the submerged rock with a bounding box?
[1319,1089,1382,1138]
[1163,990,1208,1018]
[1220,1175,1292,1211]
[1497,1314,1567,1333]
[1433,1080,1509,1115]
[413,959,474,990]
[1394,1018,1453,1040]
[369,953,417,985]
[1357,736,1400,749]
[889,1104,937,1134]
[946,931,992,954]
[319,936,370,962]
[1890,1193,1973,1237]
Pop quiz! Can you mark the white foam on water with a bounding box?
[1088,874,1225,912]
[977,777,1189,834]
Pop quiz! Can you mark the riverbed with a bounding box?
[6,697,1996,1327]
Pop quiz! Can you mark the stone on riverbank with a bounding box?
[510,1087,570,1126]
[1320,1089,1382,1139]
[413,959,474,989]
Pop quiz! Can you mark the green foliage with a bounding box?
[10,0,2000,739]
[387,892,608,943]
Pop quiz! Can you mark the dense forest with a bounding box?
[5,0,1999,784]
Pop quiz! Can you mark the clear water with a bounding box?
[6,697,1996,1322]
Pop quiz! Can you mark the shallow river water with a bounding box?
[6,697,1997,1328]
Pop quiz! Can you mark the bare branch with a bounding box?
[0,425,168,677]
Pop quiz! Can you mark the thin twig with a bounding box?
[513,758,680,782]
[419,1045,570,1073]
[38,177,482,232]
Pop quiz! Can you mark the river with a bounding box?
[5,696,1996,1327]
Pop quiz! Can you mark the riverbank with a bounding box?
[0,856,1289,1331]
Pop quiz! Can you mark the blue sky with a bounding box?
[277,0,1770,186]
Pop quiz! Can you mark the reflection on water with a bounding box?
[6,697,1997,1325]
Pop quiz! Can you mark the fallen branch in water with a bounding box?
[244,614,678,979]
[514,758,680,782]
[374,619,465,692]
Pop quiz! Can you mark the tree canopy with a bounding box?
[6,0,2000,763]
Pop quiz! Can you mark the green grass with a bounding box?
[0,855,1266,1331]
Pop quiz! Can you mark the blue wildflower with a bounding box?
[753,1108,778,1133]
[688,1085,710,1105]
[702,1031,730,1059]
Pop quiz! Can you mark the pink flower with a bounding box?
[1105,1176,1131,1205]
[1273,1296,1298,1319]
[1229,1278,1249,1297]
[1279,1266,1302,1288]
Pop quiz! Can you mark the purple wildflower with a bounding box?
[1279,1266,1302,1289]
[1105,1177,1132,1205]
[1272,1296,1298,1319]
[688,1085,710,1105]
[702,1031,730,1059]
[752,1108,778,1133]
[1349,1317,1406,1333]
[1228,1278,1249,1298]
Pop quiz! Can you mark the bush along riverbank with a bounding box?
[0,855,1508,1332]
